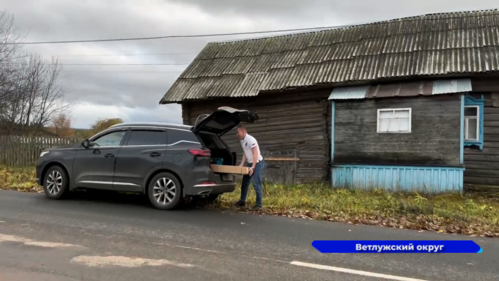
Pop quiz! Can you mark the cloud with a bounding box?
[70,102,182,129]
[1,0,497,128]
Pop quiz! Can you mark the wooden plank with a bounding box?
[464,176,499,186]
[484,127,499,135]
[464,148,499,155]
[483,142,499,148]
[264,157,300,161]
[464,169,499,178]
[465,154,499,162]
[484,121,499,127]
[465,162,499,169]
[472,79,499,92]
[484,113,499,121]
[483,135,499,142]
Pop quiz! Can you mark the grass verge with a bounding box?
[2,165,499,237]
[0,166,40,192]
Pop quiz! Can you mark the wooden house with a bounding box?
[159,9,499,192]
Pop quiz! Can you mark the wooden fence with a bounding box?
[0,135,82,167]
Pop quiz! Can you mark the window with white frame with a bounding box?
[377,108,411,133]
[464,106,479,141]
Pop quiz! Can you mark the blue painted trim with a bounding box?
[334,165,465,170]
[463,94,485,150]
[331,164,464,193]
[460,95,464,164]
[330,101,335,184]
[331,101,335,163]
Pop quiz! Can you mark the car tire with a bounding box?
[43,165,70,200]
[147,172,183,210]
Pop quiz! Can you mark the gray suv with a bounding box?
[35,107,258,210]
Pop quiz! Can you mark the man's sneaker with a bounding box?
[251,205,262,210]
[235,201,245,207]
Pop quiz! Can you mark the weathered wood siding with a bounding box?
[333,94,461,166]
[464,93,499,186]
[181,90,330,183]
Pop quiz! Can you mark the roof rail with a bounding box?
[110,122,191,128]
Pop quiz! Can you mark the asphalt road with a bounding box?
[0,190,498,281]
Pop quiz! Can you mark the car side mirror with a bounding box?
[81,139,93,148]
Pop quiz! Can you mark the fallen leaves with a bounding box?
[211,187,499,238]
[2,165,499,238]
[0,166,40,192]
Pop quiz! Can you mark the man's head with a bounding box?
[236,125,247,140]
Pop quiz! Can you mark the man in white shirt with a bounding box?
[235,125,263,209]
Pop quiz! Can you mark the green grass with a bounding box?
[0,166,39,192]
[2,165,499,237]
[211,182,499,237]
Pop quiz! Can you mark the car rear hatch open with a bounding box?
[191,106,259,176]
[191,106,259,136]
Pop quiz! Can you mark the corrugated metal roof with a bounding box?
[328,86,369,100]
[432,79,472,95]
[160,9,499,104]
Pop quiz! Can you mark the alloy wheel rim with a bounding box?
[153,177,176,205]
[47,170,63,195]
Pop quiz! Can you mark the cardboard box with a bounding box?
[210,164,250,175]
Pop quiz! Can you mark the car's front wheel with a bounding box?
[147,172,183,210]
[43,165,69,200]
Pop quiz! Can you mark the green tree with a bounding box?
[86,118,123,138]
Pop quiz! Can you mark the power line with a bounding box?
[51,63,189,66]
[51,52,197,57]
[12,24,351,45]
[2,62,190,66]
[60,70,181,73]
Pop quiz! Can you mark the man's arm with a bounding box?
[251,146,259,170]
[239,154,246,166]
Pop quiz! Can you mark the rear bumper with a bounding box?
[188,183,236,196]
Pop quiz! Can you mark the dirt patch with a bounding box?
[70,255,196,268]
[0,233,84,249]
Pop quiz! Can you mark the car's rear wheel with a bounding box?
[147,172,183,210]
[43,165,69,200]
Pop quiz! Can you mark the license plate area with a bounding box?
[222,174,233,181]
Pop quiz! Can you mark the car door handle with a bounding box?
[105,153,115,158]
[150,152,161,157]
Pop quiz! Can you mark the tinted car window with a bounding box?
[167,129,200,145]
[126,130,167,146]
[93,131,126,147]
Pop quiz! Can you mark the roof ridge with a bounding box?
[211,8,499,45]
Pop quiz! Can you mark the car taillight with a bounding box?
[188,149,211,157]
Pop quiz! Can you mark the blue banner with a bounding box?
[312,240,482,253]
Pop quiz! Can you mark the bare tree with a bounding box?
[0,11,70,136]
[0,11,24,124]
[4,55,70,135]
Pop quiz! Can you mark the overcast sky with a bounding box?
[1,0,497,128]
